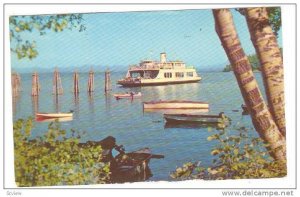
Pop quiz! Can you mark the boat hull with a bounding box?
[143,101,209,109]
[118,79,201,87]
[163,114,231,128]
[164,115,222,124]
[36,116,73,122]
[164,121,228,130]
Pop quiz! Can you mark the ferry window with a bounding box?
[187,72,193,77]
[175,72,184,78]
[164,72,172,78]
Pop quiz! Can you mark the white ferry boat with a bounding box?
[117,52,201,87]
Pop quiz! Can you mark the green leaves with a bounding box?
[171,126,287,180]
[233,148,239,156]
[170,162,196,179]
[13,117,110,186]
[207,134,220,141]
[211,149,221,156]
[223,53,261,72]
[267,7,281,37]
[10,14,86,60]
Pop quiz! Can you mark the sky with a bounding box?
[10,8,282,73]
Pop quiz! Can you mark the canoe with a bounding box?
[164,113,230,124]
[113,92,142,99]
[36,112,73,119]
[143,100,209,109]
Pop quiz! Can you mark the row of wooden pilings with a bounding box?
[11,69,112,97]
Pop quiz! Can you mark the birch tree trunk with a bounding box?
[245,7,286,136]
[212,9,286,161]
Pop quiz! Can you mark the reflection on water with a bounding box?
[12,94,21,115]
[141,82,201,101]
[73,94,80,119]
[88,93,95,114]
[105,93,112,111]
[31,96,39,115]
[74,93,79,103]
[53,95,61,113]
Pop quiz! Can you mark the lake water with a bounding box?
[12,71,265,181]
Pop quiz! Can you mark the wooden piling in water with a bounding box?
[53,68,63,95]
[73,71,80,94]
[104,69,111,93]
[31,72,40,96]
[87,70,94,93]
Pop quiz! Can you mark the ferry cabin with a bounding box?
[118,53,201,86]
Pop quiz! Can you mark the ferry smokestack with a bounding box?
[160,52,167,63]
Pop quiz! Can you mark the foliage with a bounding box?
[222,64,232,72]
[170,126,287,180]
[266,7,281,37]
[13,118,110,187]
[236,7,281,36]
[10,14,86,60]
[223,53,260,72]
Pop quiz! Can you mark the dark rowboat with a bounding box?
[164,112,230,125]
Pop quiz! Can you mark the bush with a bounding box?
[14,117,110,187]
[170,126,287,180]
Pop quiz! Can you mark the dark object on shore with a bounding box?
[241,104,249,115]
[112,147,161,183]
[85,136,164,183]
